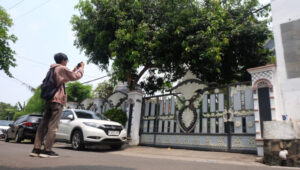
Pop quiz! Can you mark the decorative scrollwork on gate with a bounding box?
[101,90,128,109]
[168,71,217,133]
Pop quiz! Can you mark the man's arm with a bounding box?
[60,62,85,83]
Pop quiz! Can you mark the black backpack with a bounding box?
[40,67,59,100]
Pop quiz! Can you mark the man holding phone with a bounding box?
[30,53,84,158]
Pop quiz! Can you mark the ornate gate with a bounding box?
[140,74,256,153]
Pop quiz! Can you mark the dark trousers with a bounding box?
[34,102,63,151]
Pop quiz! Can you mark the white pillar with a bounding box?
[247,64,277,156]
[127,90,144,145]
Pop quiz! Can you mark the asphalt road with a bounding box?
[0,140,296,170]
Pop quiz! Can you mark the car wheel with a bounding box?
[71,130,84,150]
[15,131,22,143]
[110,144,122,150]
[4,134,9,142]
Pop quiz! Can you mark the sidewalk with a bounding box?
[54,143,299,169]
[108,145,262,166]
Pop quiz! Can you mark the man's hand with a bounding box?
[73,62,85,72]
[80,62,85,69]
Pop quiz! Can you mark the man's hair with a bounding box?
[54,53,68,64]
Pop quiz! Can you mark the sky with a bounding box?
[0,0,110,106]
[0,0,271,106]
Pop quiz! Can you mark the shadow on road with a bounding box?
[0,165,134,170]
[3,140,34,145]
[55,144,128,153]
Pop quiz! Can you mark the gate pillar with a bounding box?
[127,90,144,145]
[247,64,278,156]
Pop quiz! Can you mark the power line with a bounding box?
[8,0,24,10]
[10,73,109,94]
[15,56,49,66]
[81,75,109,84]
[15,55,107,80]
[252,3,271,15]
[12,76,36,93]
[16,0,52,19]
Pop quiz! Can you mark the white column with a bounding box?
[127,91,144,145]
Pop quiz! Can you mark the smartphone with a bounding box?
[77,62,81,68]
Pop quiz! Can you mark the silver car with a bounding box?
[0,120,13,139]
[56,109,127,150]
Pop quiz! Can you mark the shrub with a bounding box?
[103,108,127,126]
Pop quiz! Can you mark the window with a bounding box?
[74,110,108,120]
[61,110,74,119]
[76,111,94,119]
[0,120,13,126]
[28,115,42,122]
[15,115,28,125]
[74,111,99,119]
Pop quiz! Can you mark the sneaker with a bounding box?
[39,150,59,158]
[29,148,41,157]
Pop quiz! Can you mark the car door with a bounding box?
[6,121,15,139]
[56,111,67,140]
[58,110,74,140]
[10,116,26,139]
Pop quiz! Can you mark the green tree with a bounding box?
[93,81,114,98]
[66,81,92,103]
[17,101,26,111]
[103,108,127,126]
[23,87,45,114]
[183,0,273,83]
[71,0,272,94]
[0,102,18,120]
[0,6,17,77]
[71,0,198,92]
[12,87,45,120]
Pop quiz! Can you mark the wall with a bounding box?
[271,0,300,121]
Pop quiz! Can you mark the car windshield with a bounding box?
[0,120,13,126]
[75,110,108,120]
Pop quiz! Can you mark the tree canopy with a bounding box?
[23,86,45,115]
[0,102,18,120]
[66,81,92,103]
[0,6,17,77]
[11,83,92,120]
[93,80,114,98]
[72,0,272,94]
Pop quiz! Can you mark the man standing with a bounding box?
[30,53,84,158]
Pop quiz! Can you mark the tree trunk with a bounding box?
[127,66,150,91]
[127,71,135,91]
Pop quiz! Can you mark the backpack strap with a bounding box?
[63,83,66,95]
[52,65,66,95]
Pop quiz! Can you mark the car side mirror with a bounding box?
[8,124,13,127]
[67,115,74,120]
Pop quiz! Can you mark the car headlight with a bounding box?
[0,129,6,134]
[83,122,105,129]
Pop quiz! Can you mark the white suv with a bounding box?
[56,109,127,150]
